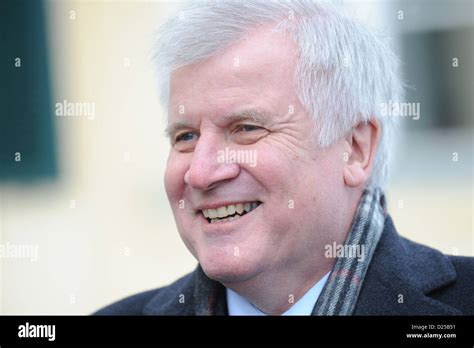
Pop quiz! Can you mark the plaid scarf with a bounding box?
[193,188,387,315]
[312,188,386,315]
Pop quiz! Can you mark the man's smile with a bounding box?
[200,201,262,224]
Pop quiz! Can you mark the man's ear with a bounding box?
[343,119,381,188]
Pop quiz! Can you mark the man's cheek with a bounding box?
[164,174,176,203]
[164,163,185,199]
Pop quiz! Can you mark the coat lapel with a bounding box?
[353,216,460,315]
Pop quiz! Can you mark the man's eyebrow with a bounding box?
[165,108,275,138]
[165,121,192,139]
[221,109,275,126]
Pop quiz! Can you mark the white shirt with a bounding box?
[226,272,330,315]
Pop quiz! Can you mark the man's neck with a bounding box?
[223,257,335,315]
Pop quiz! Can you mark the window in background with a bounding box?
[0,0,57,181]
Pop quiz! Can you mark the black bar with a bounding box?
[0,316,472,345]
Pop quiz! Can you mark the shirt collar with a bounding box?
[226,272,330,316]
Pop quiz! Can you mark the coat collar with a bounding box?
[143,266,227,315]
[143,215,460,315]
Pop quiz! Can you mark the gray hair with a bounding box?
[154,0,403,189]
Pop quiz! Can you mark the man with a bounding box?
[96,0,473,315]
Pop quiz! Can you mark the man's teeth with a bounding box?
[202,202,260,221]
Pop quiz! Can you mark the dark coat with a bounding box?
[95,216,474,315]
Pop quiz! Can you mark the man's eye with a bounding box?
[173,132,199,152]
[231,124,268,145]
[237,124,262,132]
[175,132,197,142]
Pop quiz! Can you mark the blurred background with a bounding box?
[0,0,472,314]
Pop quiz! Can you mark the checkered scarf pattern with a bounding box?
[312,188,387,315]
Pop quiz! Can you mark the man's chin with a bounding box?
[199,257,260,285]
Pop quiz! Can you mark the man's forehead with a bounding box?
[166,27,298,136]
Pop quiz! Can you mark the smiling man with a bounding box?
[96,0,474,316]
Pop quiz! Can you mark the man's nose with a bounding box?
[184,136,240,190]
